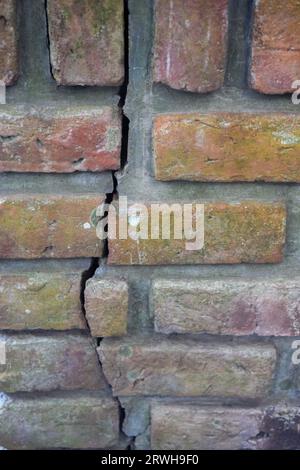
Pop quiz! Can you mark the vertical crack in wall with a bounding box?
[80,258,100,319]
[80,261,130,447]
[101,0,130,259]
[118,0,130,171]
[95,334,131,448]
[80,0,131,448]
[44,0,54,81]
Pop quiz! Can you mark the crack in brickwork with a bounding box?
[81,261,130,447]
[2,0,300,450]
[80,0,131,447]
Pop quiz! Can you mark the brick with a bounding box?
[47,0,124,86]
[98,338,276,399]
[250,0,300,94]
[153,0,228,93]
[0,394,120,449]
[151,405,300,450]
[0,106,121,173]
[0,0,18,85]
[154,113,300,182]
[152,405,262,450]
[152,278,300,336]
[0,194,104,259]
[0,334,105,392]
[85,278,128,337]
[108,201,286,265]
[0,273,86,330]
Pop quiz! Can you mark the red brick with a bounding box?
[0,194,104,259]
[108,201,286,265]
[0,395,120,449]
[0,0,18,85]
[153,0,228,93]
[151,405,300,450]
[47,0,124,86]
[0,106,121,173]
[250,0,300,94]
[154,113,300,182]
[0,273,86,330]
[152,279,300,336]
[0,334,106,392]
[98,337,276,399]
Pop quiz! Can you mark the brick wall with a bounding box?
[1,0,300,450]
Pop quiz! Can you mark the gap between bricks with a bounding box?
[79,0,132,449]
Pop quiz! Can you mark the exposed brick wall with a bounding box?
[1,0,300,451]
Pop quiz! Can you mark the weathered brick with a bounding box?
[0,394,120,449]
[0,194,104,259]
[85,278,128,337]
[152,405,262,450]
[151,405,300,450]
[153,0,228,93]
[250,0,300,94]
[47,0,124,86]
[0,106,121,173]
[0,334,105,392]
[0,0,18,85]
[154,113,300,182]
[0,273,86,330]
[152,278,300,336]
[98,338,276,399]
[108,201,286,265]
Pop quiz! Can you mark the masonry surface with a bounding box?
[0,0,300,450]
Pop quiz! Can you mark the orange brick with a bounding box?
[154,113,300,182]
[108,201,286,265]
[0,194,104,259]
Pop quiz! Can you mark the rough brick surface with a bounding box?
[0,273,86,330]
[0,0,18,85]
[108,201,286,265]
[250,0,300,94]
[85,278,128,337]
[154,113,300,182]
[151,405,300,450]
[153,0,228,93]
[0,334,105,392]
[152,405,262,450]
[0,194,104,259]
[98,338,276,399]
[0,107,121,173]
[0,394,120,449]
[47,0,124,86]
[152,279,300,336]
[1,0,300,451]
